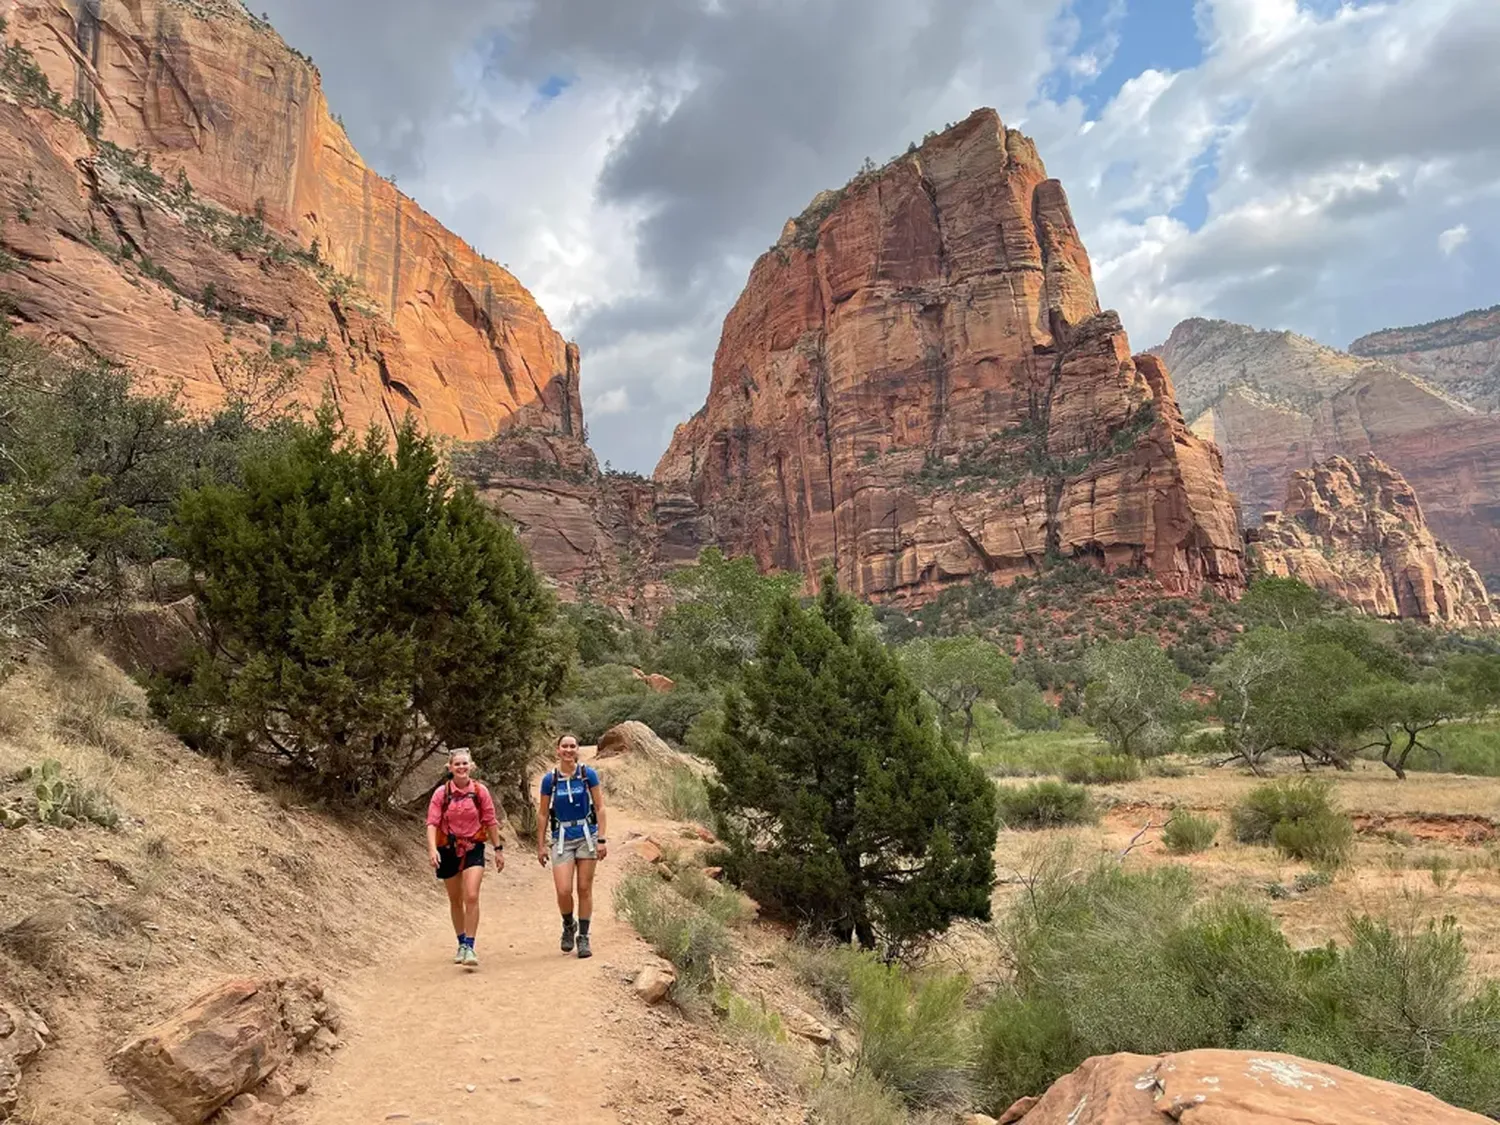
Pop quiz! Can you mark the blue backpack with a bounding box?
[546,766,596,841]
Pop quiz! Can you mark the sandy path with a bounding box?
[286,813,649,1125]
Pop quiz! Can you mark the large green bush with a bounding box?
[709,578,998,954]
[977,851,1500,1117]
[0,326,290,638]
[995,780,1096,829]
[1232,777,1353,866]
[155,411,567,807]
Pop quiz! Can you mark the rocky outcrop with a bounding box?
[1351,304,1500,407]
[655,110,1244,602]
[1251,455,1494,626]
[0,0,579,443]
[1157,318,1500,585]
[1007,1049,1489,1123]
[452,431,703,618]
[112,976,335,1123]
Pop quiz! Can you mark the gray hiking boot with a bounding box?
[561,920,576,954]
[576,932,592,959]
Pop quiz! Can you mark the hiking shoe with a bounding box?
[454,942,466,964]
[576,933,592,959]
[561,921,576,954]
[461,945,479,969]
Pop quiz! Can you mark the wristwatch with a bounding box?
[595,838,607,845]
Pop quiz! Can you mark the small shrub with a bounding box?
[851,958,973,1109]
[1232,777,1353,865]
[1061,754,1139,784]
[614,874,733,997]
[996,781,1096,830]
[0,905,71,969]
[811,1071,910,1125]
[25,759,119,828]
[1272,815,1354,867]
[976,991,1075,1113]
[784,940,860,1018]
[1162,812,1218,855]
[672,866,756,927]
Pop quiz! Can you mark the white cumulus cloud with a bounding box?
[1439,223,1471,255]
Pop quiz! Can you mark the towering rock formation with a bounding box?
[1157,318,1500,586]
[0,0,579,442]
[1251,455,1494,627]
[655,109,1244,601]
[1351,304,1500,408]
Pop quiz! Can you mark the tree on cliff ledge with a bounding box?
[706,577,998,955]
[157,409,567,807]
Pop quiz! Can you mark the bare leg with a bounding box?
[444,874,465,937]
[574,859,598,921]
[552,859,576,915]
[461,864,484,939]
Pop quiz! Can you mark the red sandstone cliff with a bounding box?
[654,109,1244,601]
[1251,455,1494,627]
[0,0,580,442]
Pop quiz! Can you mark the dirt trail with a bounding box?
[284,810,653,1125]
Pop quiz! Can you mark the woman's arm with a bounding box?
[536,794,551,865]
[590,781,608,861]
[483,787,505,869]
[426,822,440,868]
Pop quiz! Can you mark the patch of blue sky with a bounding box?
[1045,0,1203,115]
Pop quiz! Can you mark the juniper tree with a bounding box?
[708,578,998,954]
[159,409,567,807]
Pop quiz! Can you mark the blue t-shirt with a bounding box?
[541,766,599,839]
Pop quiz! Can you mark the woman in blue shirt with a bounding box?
[536,733,609,958]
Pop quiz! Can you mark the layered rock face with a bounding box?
[1351,304,1500,408]
[0,0,579,442]
[452,430,704,618]
[1251,455,1494,627]
[1157,318,1500,585]
[655,110,1244,601]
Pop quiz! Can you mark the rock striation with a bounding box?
[0,0,579,442]
[655,109,1244,602]
[1351,304,1500,408]
[1251,455,1494,627]
[1005,1049,1490,1124]
[1157,318,1500,586]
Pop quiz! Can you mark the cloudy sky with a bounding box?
[257,0,1500,472]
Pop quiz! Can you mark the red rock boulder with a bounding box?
[112,977,331,1123]
[1008,1050,1489,1124]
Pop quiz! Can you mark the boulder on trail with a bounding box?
[0,999,50,1121]
[112,977,332,1123]
[1008,1049,1491,1124]
[632,962,677,1005]
[631,668,676,693]
[596,720,675,760]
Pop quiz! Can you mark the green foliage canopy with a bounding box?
[158,410,567,806]
[899,634,1012,746]
[707,579,998,954]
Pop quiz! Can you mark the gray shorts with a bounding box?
[553,835,598,863]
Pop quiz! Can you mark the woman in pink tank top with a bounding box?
[425,749,505,969]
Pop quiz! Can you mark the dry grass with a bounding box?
[0,642,438,1122]
[978,756,1500,978]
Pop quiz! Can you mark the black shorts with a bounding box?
[435,843,485,880]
